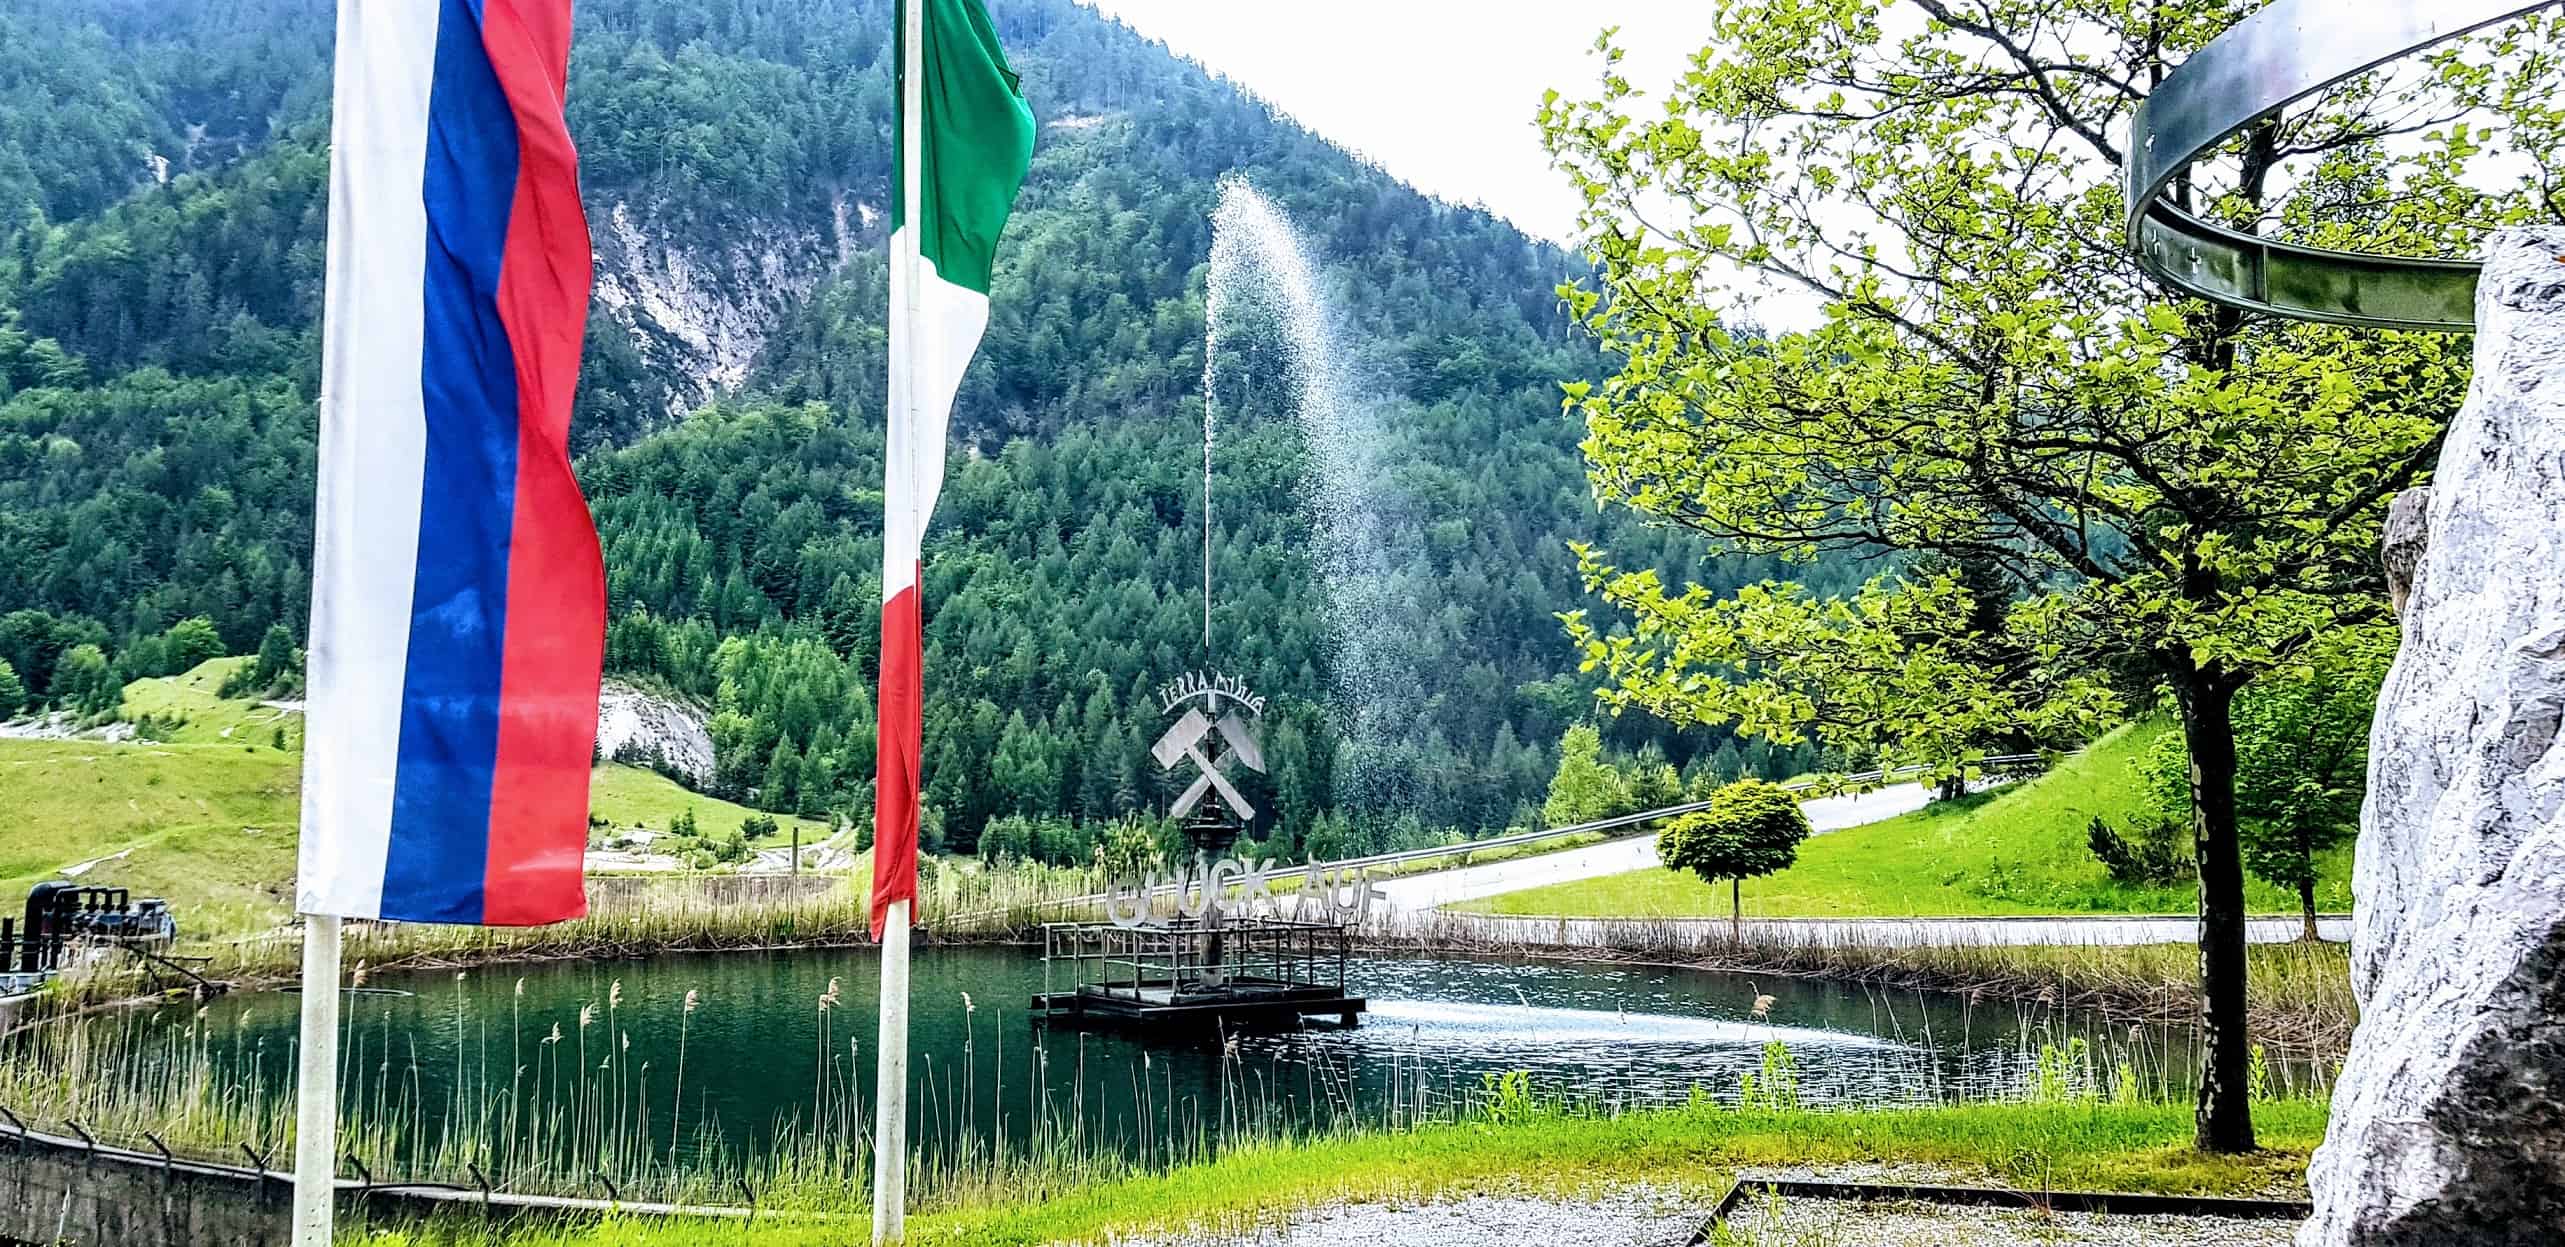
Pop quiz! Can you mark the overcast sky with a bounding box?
[1079,1,1710,245]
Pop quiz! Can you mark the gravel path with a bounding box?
[1089,1178,2303,1247]
[1105,1183,1710,1246]
[1717,1196,2295,1246]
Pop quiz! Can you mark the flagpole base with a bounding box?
[871,897,913,1246]
[291,913,343,1247]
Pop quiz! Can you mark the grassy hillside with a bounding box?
[0,737,302,936]
[1461,721,2356,919]
[2,667,831,939]
[589,762,830,842]
[120,657,304,748]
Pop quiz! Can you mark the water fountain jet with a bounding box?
[1202,177,1419,815]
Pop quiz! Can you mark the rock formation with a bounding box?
[593,682,717,789]
[589,195,860,416]
[2302,227,2565,1244]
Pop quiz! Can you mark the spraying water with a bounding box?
[1202,177,1419,811]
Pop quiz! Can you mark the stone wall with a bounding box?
[2,1126,297,1247]
[0,1122,750,1247]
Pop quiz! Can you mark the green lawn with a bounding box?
[1459,722,2354,920]
[0,737,303,936]
[360,1100,2329,1247]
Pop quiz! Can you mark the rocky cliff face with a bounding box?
[2302,227,2565,1245]
[589,193,864,415]
[593,681,716,789]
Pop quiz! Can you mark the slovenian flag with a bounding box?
[298,0,603,927]
[873,0,1036,935]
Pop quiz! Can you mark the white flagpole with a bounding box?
[290,913,343,1246]
[869,897,911,1244]
[292,3,365,1238]
[871,0,925,1243]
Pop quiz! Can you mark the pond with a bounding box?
[88,945,2239,1186]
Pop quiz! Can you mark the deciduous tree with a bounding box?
[1657,778,1810,936]
[1541,0,2561,1150]
[1541,724,1627,827]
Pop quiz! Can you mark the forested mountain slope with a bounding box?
[0,0,1854,857]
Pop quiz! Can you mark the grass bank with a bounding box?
[1460,722,2353,920]
[118,657,303,746]
[585,761,832,847]
[357,1100,2329,1247]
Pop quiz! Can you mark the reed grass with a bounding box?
[174,860,1092,985]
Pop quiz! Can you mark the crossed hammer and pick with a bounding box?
[1151,704,1266,820]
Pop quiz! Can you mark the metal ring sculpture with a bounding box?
[2125,0,2553,331]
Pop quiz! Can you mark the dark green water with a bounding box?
[155,945,2251,1178]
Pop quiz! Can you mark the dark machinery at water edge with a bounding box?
[1,882,180,994]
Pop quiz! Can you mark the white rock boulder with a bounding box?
[2302,227,2565,1244]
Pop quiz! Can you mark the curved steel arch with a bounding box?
[2123,0,2552,331]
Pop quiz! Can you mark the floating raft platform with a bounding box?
[1032,917,1365,1032]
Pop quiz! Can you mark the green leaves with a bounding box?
[1656,776,1810,886]
[1541,0,2552,765]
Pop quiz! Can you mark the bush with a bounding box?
[2086,815,2189,885]
[218,623,303,698]
[711,830,752,865]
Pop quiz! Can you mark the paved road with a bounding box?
[1388,908,2352,948]
[1373,782,1940,913]
[1367,781,2353,948]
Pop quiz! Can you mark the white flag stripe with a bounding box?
[880,223,993,603]
[297,0,441,919]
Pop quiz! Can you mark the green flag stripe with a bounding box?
[893,0,1036,296]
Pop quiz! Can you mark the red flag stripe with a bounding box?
[479,0,602,926]
[871,574,924,937]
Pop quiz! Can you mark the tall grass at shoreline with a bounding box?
[1,969,1481,1214]
[171,860,1098,982]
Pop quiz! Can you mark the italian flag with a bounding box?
[873,0,1036,936]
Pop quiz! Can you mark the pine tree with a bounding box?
[760,738,801,814]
